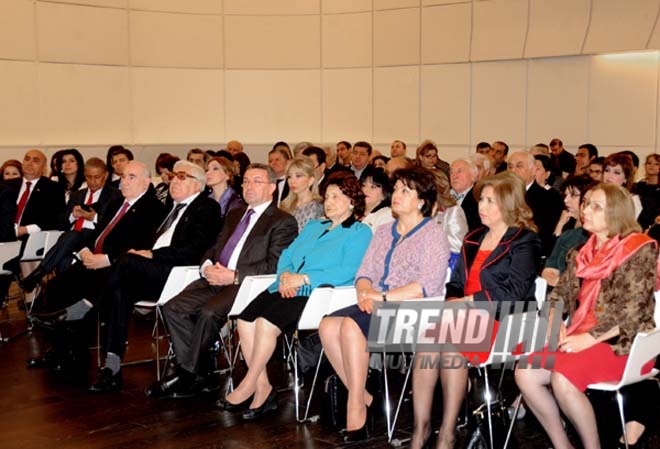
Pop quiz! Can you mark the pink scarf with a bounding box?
[568,232,657,335]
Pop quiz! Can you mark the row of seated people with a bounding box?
[1,149,658,448]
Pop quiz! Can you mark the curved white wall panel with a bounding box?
[525,0,589,58]
[322,68,373,142]
[322,12,372,68]
[0,61,39,145]
[374,8,420,66]
[374,66,420,143]
[129,0,222,14]
[322,0,372,14]
[224,0,319,15]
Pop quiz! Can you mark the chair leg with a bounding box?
[483,367,495,449]
[390,354,413,443]
[616,390,629,449]
[302,348,325,422]
[503,393,522,449]
[382,350,393,442]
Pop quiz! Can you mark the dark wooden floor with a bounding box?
[0,287,658,449]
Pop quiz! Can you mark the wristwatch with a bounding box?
[382,292,387,302]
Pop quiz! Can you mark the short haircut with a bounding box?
[509,150,535,169]
[321,171,366,219]
[215,150,234,161]
[594,183,642,237]
[452,157,479,180]
[187,148,207,162]
[155,153,180,174]
[476,141,491,151]
[618,150,639,169]
[269,145,292,160]
[393,140,406,149]
[474,171,537,231]
[604,153,635,190]
[302,146,326,165]
[493,140,509,155]
[84,157,107,172]
[549,138,563,148]
[469,153,491,172]
[533,154,552,173]
[246,162,276,184]
[392,167,438,218]
[591,156,605,166]
[174,160,206,189]
[561,175,597,203]
[337,140,352,150]
[107,145,133,173]
[353,141,372,156]
[578,143,599,159]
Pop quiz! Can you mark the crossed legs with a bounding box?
[515,367,600,449]
[318,316,372,431]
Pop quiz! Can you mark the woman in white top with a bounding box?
[360,167,393,232]
[431,170,467,269]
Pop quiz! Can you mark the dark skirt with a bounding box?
[237,289,309,333]
[329,304,371,338]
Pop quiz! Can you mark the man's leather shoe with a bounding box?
[20,267,46,292]
[145,374,181,398]
[216,394,253,412]
[241,390,278,420]
[89,368,122,393]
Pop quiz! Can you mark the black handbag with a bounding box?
[296,331,324,375]
[321,373,347,429]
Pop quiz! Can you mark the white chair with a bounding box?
[0,241,22,342]
[123,266,200,379]
[587,328,660,449]
[19,230,64,308]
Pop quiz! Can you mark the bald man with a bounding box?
[226,140,243,156]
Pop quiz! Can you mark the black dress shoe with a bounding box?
[144,374,181,398]
[20,267,46,292]
[241,390,278,420]
[89,368,122,393]
[216,394,253,412]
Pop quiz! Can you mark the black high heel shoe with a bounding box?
[343,403,374,443]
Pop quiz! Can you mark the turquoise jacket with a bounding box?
[268,216,372,296]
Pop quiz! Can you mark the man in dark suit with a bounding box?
[508,151,563,259]
[20,157,122,291]
[450,158,482,231]
[90,161,223,392]
[148,163,298,398]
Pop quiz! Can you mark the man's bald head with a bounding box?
[22,149,47,180]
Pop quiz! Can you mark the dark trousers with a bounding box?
[38,262,112,314]
[161,279,240,374]
[103,254,171,359]
[39,230,90,274]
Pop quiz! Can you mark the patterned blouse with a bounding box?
[292,200,324,232]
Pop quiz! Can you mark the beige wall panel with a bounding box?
[525,0,589,58]
[322,69,372,142]
[374,0,420,10]
[39,64,131,145]
[422,4,471,64]
[526,57,589,146]
[224,0,319,15]
[421,64,470,145]
[322,12,372,68]
[129,0,222,14]
[648,18,660,49]
[0,61,39,145]
[225,70,321,143]
[322,0,372,14]
[374,8,420,66]
[45,0,127,7]
[132,68,224,144]
[374,66,420,143]
[225,16,320,69]
[472,0,527,61]
[583,0,659,54]
[471,60,526,145]
[37,2,128,65]
[130,11,222,68]
[423,0,469,5]
[589,54,658,146]
[0,0,36,61]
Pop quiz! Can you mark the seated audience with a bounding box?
[150,164,297,398]
[415,140,449,178]
[633,153,660,230]
[370,155,389,170]
[280,157,324,232]
[106,146,133,188]
[187,148,208,168]
[91,161,222,392]
[390,140,406,158]
[269,144,292,206]
[1,159,22,181]
[206,156,244,224]
[54,149,86,202]
[603,153,642,218]
[516,183,658,449]
[475,141,492,155]
[319,167,450,442]
[361,167,393,232]
[226,140,243,156]
[385,156,413,178]
[588,156,605,182]
[469,153,492,181]
[491,140,509,173]
[412,171,541,449]
[533,154,554,190]
[450,158,481,231]
[432,170,467,269]
[350,141,372,180]
[217,173,372,420]
[575,143,599,176]
[549,138,576,181]
[154,153,180,206]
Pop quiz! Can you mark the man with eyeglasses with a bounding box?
[90,161,223,392]
[147,163,298,399]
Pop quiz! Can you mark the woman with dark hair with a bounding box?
[516,183,658,449]
[206,156,244,221]
[370,155,390,170]
[415,140,450,178]
[361,166,393,231]
[232,151,251,196]
[603,153,642,218]
[1,159,22,181]
[534,154,553,190]
[411,171,541,449]
[633,153,660,230]
[319,167,451,442]
[49,150,64,179]
[154,153,180,205]
[55,148,86,201]
[217,172,372,420]
[543,175,597,287]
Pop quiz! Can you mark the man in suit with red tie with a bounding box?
[147,163,298,398]
[90,161,223,392]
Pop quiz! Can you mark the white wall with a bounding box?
[1,0,659,169]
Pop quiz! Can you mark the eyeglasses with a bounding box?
[582,200,605,212]
[242,179,270,187]
[167,172,197,181]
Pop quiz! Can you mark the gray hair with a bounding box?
[469,153,491,172]
[509,150,536,169]
[451,157,479,180]
[174,160,206,189]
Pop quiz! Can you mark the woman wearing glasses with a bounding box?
[516,183,658,449]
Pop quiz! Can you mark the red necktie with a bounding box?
[15,181,32,224]
[93,201,130,254]
[73,189,96,232]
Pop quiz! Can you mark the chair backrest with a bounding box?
[0,241,21,274]
[43,231,63,254]
[654,291,660,329]
[228,274,276,318]
[156,265,201,306]
[534,277,547,307]
[619,328,660,386]
[20,231,48,261]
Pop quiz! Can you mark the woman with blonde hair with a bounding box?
[280,157,324,231]
[411,171,542,449]
[516,183,658,449]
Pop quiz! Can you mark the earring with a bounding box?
[417,203,423,210]
[349,204,354,210]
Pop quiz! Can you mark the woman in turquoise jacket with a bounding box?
[217,172,372,420]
